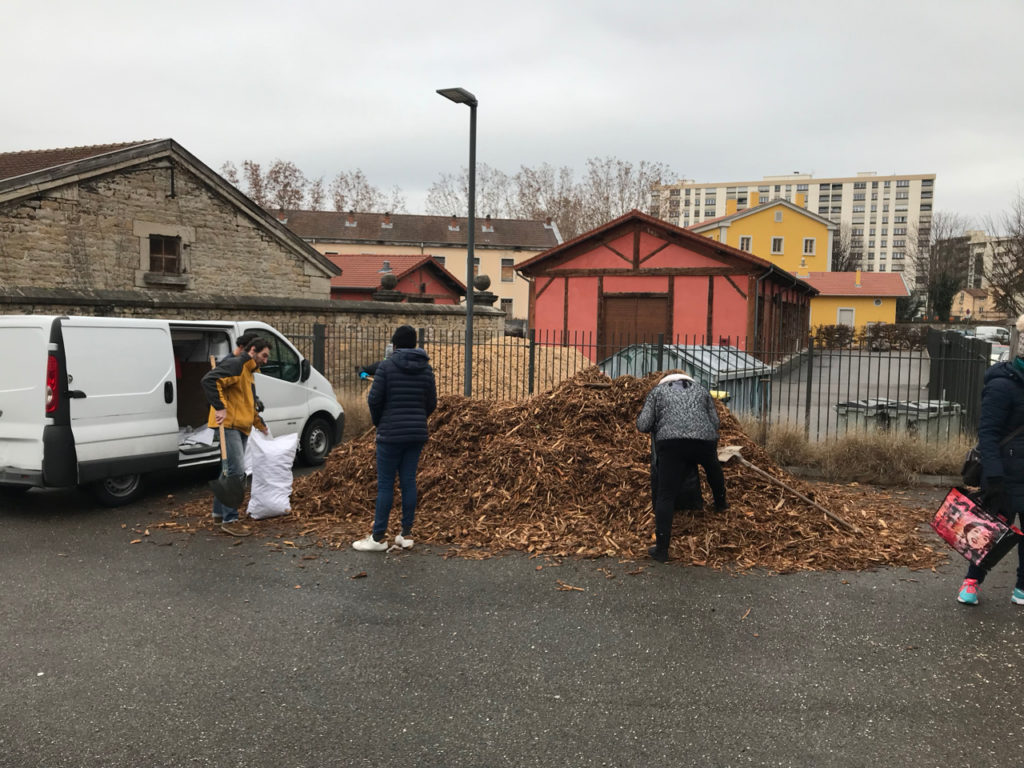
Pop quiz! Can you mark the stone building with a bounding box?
[0,139,339,299]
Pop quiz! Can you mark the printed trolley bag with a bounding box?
[931,487,1024,570]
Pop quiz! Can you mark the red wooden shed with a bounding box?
[325,253,465,304]
[516,210,816,357]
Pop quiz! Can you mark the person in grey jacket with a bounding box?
[636,372,728,561]
[353,325,437,553]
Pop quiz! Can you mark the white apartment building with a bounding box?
[651,171,935,283]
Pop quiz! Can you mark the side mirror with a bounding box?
[300,358,311,382]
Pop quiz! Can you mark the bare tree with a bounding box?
[241,161,269,208]
[578,157,675,233]
[306,177,326,211]
[910,211,973,321]
[264,160,307,211]
[425,157,677,240]
[329,169,403,213]
[983,189,1024,317]
[220,161,240,186]
[424,163,513,218]
[830,224,856,271]
[511,163,584,238]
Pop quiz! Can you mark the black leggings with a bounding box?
[654,439,727,539]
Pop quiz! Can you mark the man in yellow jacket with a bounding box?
[201,337,270,535]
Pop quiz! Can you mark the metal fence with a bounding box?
[274,322,996,443]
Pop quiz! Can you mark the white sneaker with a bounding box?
[394,533,414,550]
[352,535,387,552]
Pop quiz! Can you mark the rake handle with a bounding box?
[735,454,862,534]
[209,356,227,462]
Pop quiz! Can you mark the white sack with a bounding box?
[244,425,274,475]
[245,430,299,520]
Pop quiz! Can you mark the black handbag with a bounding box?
[961,423,1024,487]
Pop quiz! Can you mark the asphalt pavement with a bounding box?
[2,477,1023,768]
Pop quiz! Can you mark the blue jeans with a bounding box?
[213,428,248,523]
[373,441,425,539]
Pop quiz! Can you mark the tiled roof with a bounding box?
[278,210,561,250]
[325,253,465,292]
[799,271,909,297]
[0,141,158,182]
[687,198,837,231]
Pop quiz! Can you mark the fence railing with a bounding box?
[274,323,996,444]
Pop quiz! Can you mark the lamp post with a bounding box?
[437,87,477,397]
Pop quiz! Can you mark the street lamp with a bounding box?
[437,87,478,397]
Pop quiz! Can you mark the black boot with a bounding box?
[648,534,669,562]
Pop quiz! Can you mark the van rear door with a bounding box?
[60,317,180,483]
[0,316,50,484]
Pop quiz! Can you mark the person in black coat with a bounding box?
[958,315,1024,606]
[353,325,437,552]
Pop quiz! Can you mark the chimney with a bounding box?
[855,269,862,287]
[379,260,392,273]
[725,199,737,215]
[544,217,553,228]
[345,210,357,227]
[448,216,460,232]
[753,192,761,206]
[482,214,494,233]
[796,192,806,208]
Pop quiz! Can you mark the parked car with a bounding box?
[991,344,1010,365]
[975,325,1010,343]
[0,316,344,505]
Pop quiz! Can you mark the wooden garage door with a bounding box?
[601,296,670,348]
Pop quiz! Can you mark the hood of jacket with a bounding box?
[391,347,431,373]
[984,360,1024,387]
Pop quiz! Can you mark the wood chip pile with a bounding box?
[424,336,594,399]
[174,368,945,572]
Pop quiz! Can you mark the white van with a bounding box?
[975,325,1010,344]
[0,315,344,506]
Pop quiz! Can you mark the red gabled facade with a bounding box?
[325,253,465,304]
[517,210,817,357]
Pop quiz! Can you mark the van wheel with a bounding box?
[300,417,334,466]
[91,474,145,507]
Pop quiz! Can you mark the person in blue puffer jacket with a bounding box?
[353,325,437,553]
[957,314,1024,606]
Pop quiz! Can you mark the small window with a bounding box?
[738,236,752,252]
[774,210,783,222]
[803,238,816,255]
[874,299,883,306]
[771,237,784,254]
[472,257,480,277]
[500,298,513,314]
[501,258,515,282]
[149,235,181,274]
[432,255,446,267]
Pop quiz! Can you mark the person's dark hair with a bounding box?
[391,325,417,349]
[246,337,271,354]
[235,332,257,350]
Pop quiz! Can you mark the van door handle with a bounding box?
[67,390,87,399]
[164,381,174,404]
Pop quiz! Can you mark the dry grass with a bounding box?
[740,416,969,484]
[337,389,372,441]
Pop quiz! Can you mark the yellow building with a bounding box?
[688,196,836,273]
[799,271,909,330]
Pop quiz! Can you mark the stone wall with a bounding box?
[0,287,504,389]
[0,160,330,299]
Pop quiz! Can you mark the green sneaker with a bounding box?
[1011,587,1024,605]
[957,578,979,605]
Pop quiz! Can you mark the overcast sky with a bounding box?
[3,0,1022,224]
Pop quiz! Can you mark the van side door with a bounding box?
[60,318,180,483]
[246,329,310,438]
